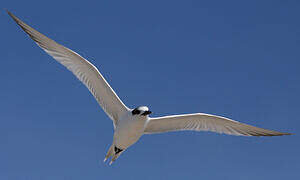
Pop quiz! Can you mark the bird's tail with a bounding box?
[109,151,123,165]
[103,144,124,165]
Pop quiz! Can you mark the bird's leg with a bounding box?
[104,144,114,162]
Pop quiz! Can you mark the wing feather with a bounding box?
[145,113,291,136]
[8,11,129,125]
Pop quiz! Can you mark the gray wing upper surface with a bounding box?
[8,11,129,126]
[145,113,291,136]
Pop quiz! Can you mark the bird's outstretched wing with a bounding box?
[7,11,129,126]
[145,113,291,136]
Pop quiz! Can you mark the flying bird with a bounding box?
[7,11,291,165]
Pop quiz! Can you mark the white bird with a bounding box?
[7,11,291,165]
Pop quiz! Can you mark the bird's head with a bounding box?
[131,106,152,116]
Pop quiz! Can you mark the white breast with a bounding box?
[114,113,148,149]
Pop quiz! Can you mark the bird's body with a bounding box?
[7,11,291,165]
[104,107,150,163]
[114,110,148,149]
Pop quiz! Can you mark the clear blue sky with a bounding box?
[1,0,299,179]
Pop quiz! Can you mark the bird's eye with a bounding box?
[132,109,140,115]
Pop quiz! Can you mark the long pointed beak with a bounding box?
[142,111,152,116]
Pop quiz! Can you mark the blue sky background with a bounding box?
[1,0,299,179]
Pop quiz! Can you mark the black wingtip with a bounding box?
[284,132,294,135]
[6,10,16,21]
[6,10,23,28]
[272,132,293,136]
[6,9,12,16]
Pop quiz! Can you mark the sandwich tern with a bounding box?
[7,11,291,165]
